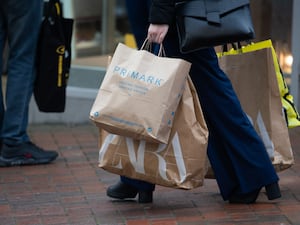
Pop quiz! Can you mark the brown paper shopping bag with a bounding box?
[97,78,208,189]
[90,42,191,144]
[217,43,294,172]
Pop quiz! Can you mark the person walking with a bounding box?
[107,0,281,204]
[0,0,58,166]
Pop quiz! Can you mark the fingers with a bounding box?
[147,24,169,44]
[148,33,164,44]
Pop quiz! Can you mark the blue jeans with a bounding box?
[0,0,43,146]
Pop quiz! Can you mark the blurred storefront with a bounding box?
[62,0,128,58]
[65,1,292,66]
[1,0,297,76]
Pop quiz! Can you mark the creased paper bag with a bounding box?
[90,43,191,144]
[217,44,294,173]
[98,78,208,189]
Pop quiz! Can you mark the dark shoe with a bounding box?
[0,142,58,167]
[265,182,281,200]
[138,190,153,203]
[229,189,260,204]
[107,181,153,203]
[107,181,138,199]
[229,182,281,204]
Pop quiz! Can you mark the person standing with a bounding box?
[0,0,58,166]
[107,0,281,204]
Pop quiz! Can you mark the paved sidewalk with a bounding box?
[0,123,299,225]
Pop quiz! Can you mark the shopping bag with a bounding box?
[90,42,191,144]
[34,0,74,112]
[218,40,300,128]
[216,40,294,172]
[97,77,208,189]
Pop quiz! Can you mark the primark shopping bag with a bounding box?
[90,42,191,144]
[97,78,208,189]
[34,0,74,112]
[216,40,294,173]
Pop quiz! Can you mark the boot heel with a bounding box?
[265,182,281,200]
[138,191,153,203]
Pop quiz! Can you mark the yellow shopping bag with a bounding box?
[217,39,300,128]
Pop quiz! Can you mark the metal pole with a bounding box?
[101,0,116,54]
[290,0,300,109]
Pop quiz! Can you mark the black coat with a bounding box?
[149,0,176,25]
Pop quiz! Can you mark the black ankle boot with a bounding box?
[107,181,138,199]
[107,181,153,203]
[265,182,281,200]
[228,189,260,204]
[138,191,153,203]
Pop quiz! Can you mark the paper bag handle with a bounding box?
[141,39,166,57]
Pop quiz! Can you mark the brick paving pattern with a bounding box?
[0,124,299,225]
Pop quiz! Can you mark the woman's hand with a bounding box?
[147,24,169,44]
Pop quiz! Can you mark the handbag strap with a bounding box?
[43,0,63,19]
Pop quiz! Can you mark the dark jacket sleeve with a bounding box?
[149,0,175,25]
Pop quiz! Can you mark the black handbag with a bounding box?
[34,0,74,112]
[175,0,255,53]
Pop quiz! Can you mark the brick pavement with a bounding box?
[0,123,299,225]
